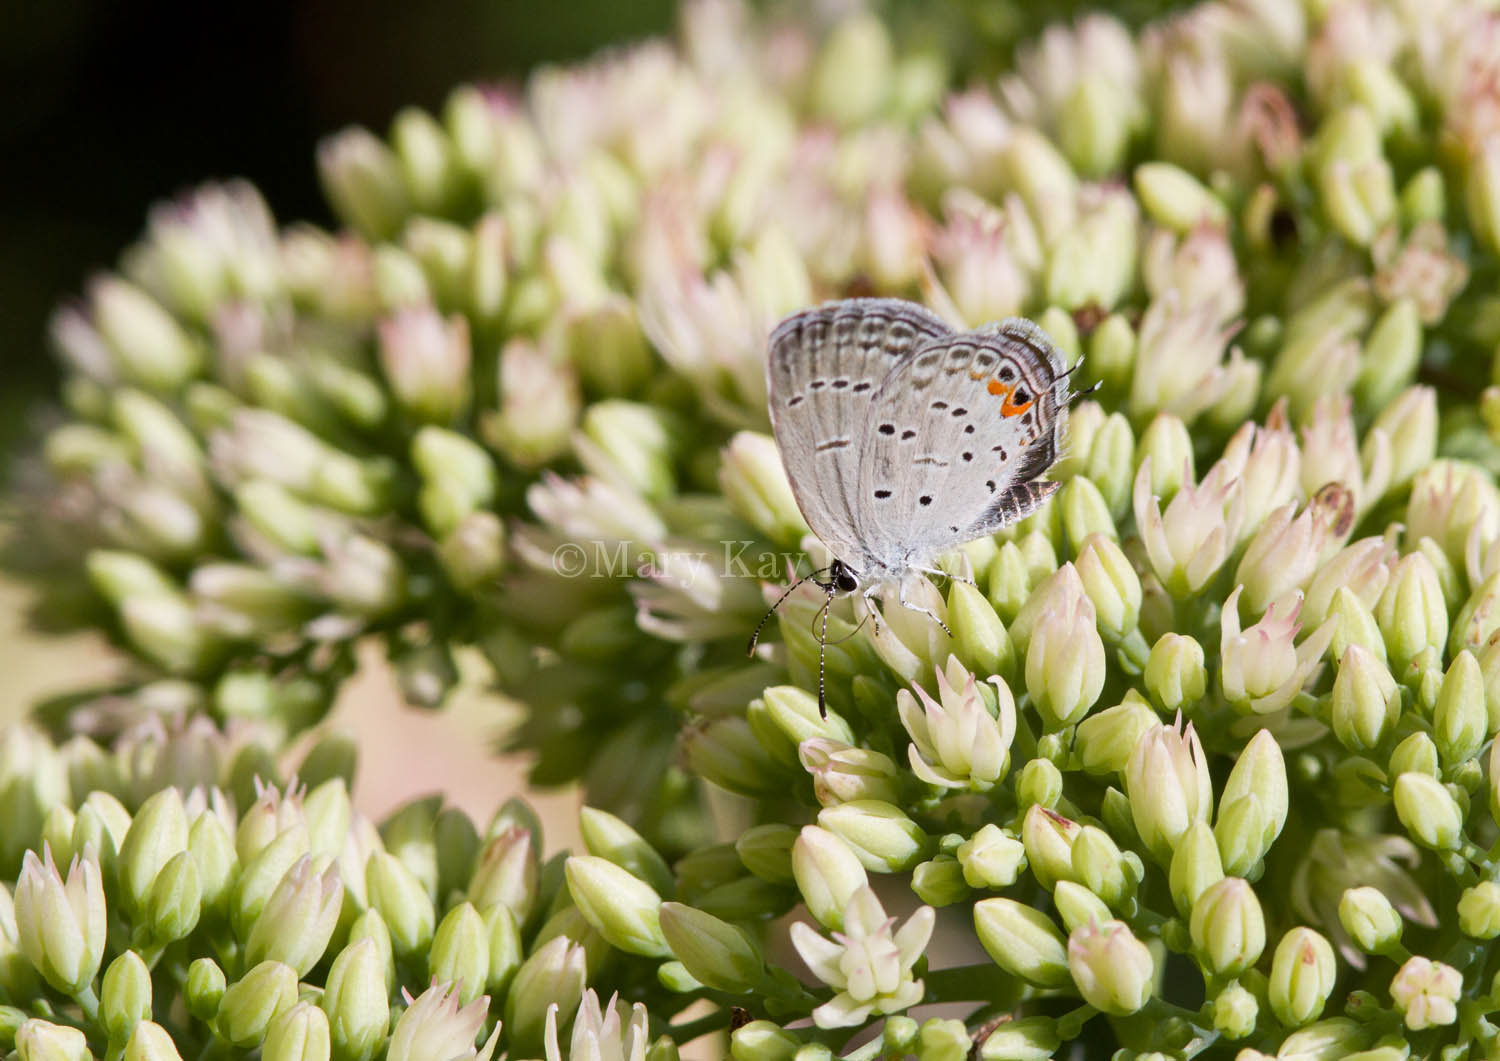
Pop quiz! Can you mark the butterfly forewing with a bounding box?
[767,299,952,568]
[853,317,1070,572]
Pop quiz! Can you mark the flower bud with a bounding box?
[1459,881,1500,939]
[1073,692,1157,776]
[185,958,225,1021]
[791,826,867,930]
[123,1022,184,1061]
[730,1020,800,1061]
[1220,587,1333,715]
[956,824,1027,890]
[1339,886,1402,953]
[468,824,538,925]
[366,851,436,957]
[503,936,586,1055]
[659,902,764,992]
[1389,955,1462,1030]
[899,663,1015,790]
[217,960,298,1048]
[564,855,668,957]
[1268,928,1336,1027]
[911,855,971,907]
[1390,731,1440,779]
[1145,633,1206,713]
[1066,920,1154,1015]
[245,856,342,975]
[800,739,900,807]
[1189,878,1265,977]
[1435,651,1487,766]
[318,128,409,239]
[1125,719,1212,865]
[1466,135,1500,255]
[321,939,390,1061]
[1392,772,1464,851]
[974,1016,1060,1060]
[1053,880,1111,934]
[16,1019,90,1061]
[1169,821,1224,918]
[1134,459,1242,598]
[262,1002,331,1061]
[1328,585,1387,668]
[14,847,107,996]
[817,800,927,873]
[734,825,796,886]
[1025,589,1106,727]
[186,809,236,920]
[1020,805,1079,890]
[1375,553,1449,673]
[974,899,1070,987]
[719,432,808,549]
[1074,535,1140,642]
[1134,163,1228,231]
[419,903,487,1005]
[948,582,1016,680]
[1212,982,1258,1041]
[101,950,152,1044]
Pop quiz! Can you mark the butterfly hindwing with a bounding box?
[854,317,1070,571]
[768,299,951,567]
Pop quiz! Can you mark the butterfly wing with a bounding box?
[767,299,952,569]
[853,317,1071,572]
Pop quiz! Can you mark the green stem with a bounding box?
[923,963,1027,1006]
[74,983,100,1025]
[666,1011,729,1045]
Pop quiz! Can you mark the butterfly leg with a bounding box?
[897,576,952,637]
[912,561,977,588]
[858,585,884,635]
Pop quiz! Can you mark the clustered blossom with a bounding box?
[10,0,1500,1056]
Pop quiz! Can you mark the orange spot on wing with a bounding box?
[1001,394,1034,418]
[987,379,1010,396]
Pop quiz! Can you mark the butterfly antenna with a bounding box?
[746,567,828,657]
[824,612,870,647]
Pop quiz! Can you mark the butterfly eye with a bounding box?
[835,571,858,593]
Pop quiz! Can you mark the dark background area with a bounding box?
[0,0,676,452]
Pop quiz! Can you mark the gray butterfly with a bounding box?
[751,298,1082,709]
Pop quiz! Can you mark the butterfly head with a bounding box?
[825,558,859,595]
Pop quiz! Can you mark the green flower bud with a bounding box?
[101,950,152,1044]
[974,898,1069,987]
[1339,886,1403,953]
[816,800,927,873]
[659,902,764,991]
[16,1019,90,1061]
[1330,644,1400,754]
[911,855,972,907]
[41,807,75,871]
[720,432,809,548]
[1169,821,1224,918]
[1390,731,1439,779]
[948,582,1016,679]
[1375,553,1448,674]
[1126,719,1212,865]
[263,1002,331,1061]
[1071,826,1136,909]
[757,685,855,752]
[318,127,409,239]
[1435,651,1487,765]
[1053,880,1111,934]
[321,939,390,1061]
[234,827,310,940]
[1268,928,1337,1027]
[731,1020,801,1061]
[1466,136,1500,255]
[975,1016,1060,1060]
[579,807,674,898]
[1066,920,1154,1015]
[957,824,1027,890]
[809,11,891,127]
[13,847,107,996]
[437,512,506,590]
[217,960,298,1048]
[1189,878,1265,977]
[1357,298,1422,412]
[1025,587,1106,727]
[1134,163,1228,231]
[481,902,521,994]
[185,957,225,1021]
[424,903,488,1005]
[680,717,788,798]
[1060,477,1116,553]
[1017,759,1062,812]
[1212,982,1258,1040]
[735,825,797,886]
[1392,772,1465,850]
[245,856,343,975]
[411,428,496,538]
[366,851,436,957]
[503,936,586,1056]
[1074,693,1158,776]
[123,1022,184,1061]
[1145,633,1206,712]
[1021,805,1079,890]
[564,855,668,957]
[791,826,867,930]
[917,1017,971,1061]
[1074,535,1140,643]
[1215,730,1288,875]
[468,825,538,925]
[1458,881,1500,939]
[187,808,237,919]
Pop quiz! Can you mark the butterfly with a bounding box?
[748,298,1086,713]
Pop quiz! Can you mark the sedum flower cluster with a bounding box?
[12,0,1500,1056]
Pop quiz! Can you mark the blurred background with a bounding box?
[0,0,674,829]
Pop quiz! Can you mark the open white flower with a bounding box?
[543,989,653,1061]
[789,886,934,1028]
[897,657,1015,789]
